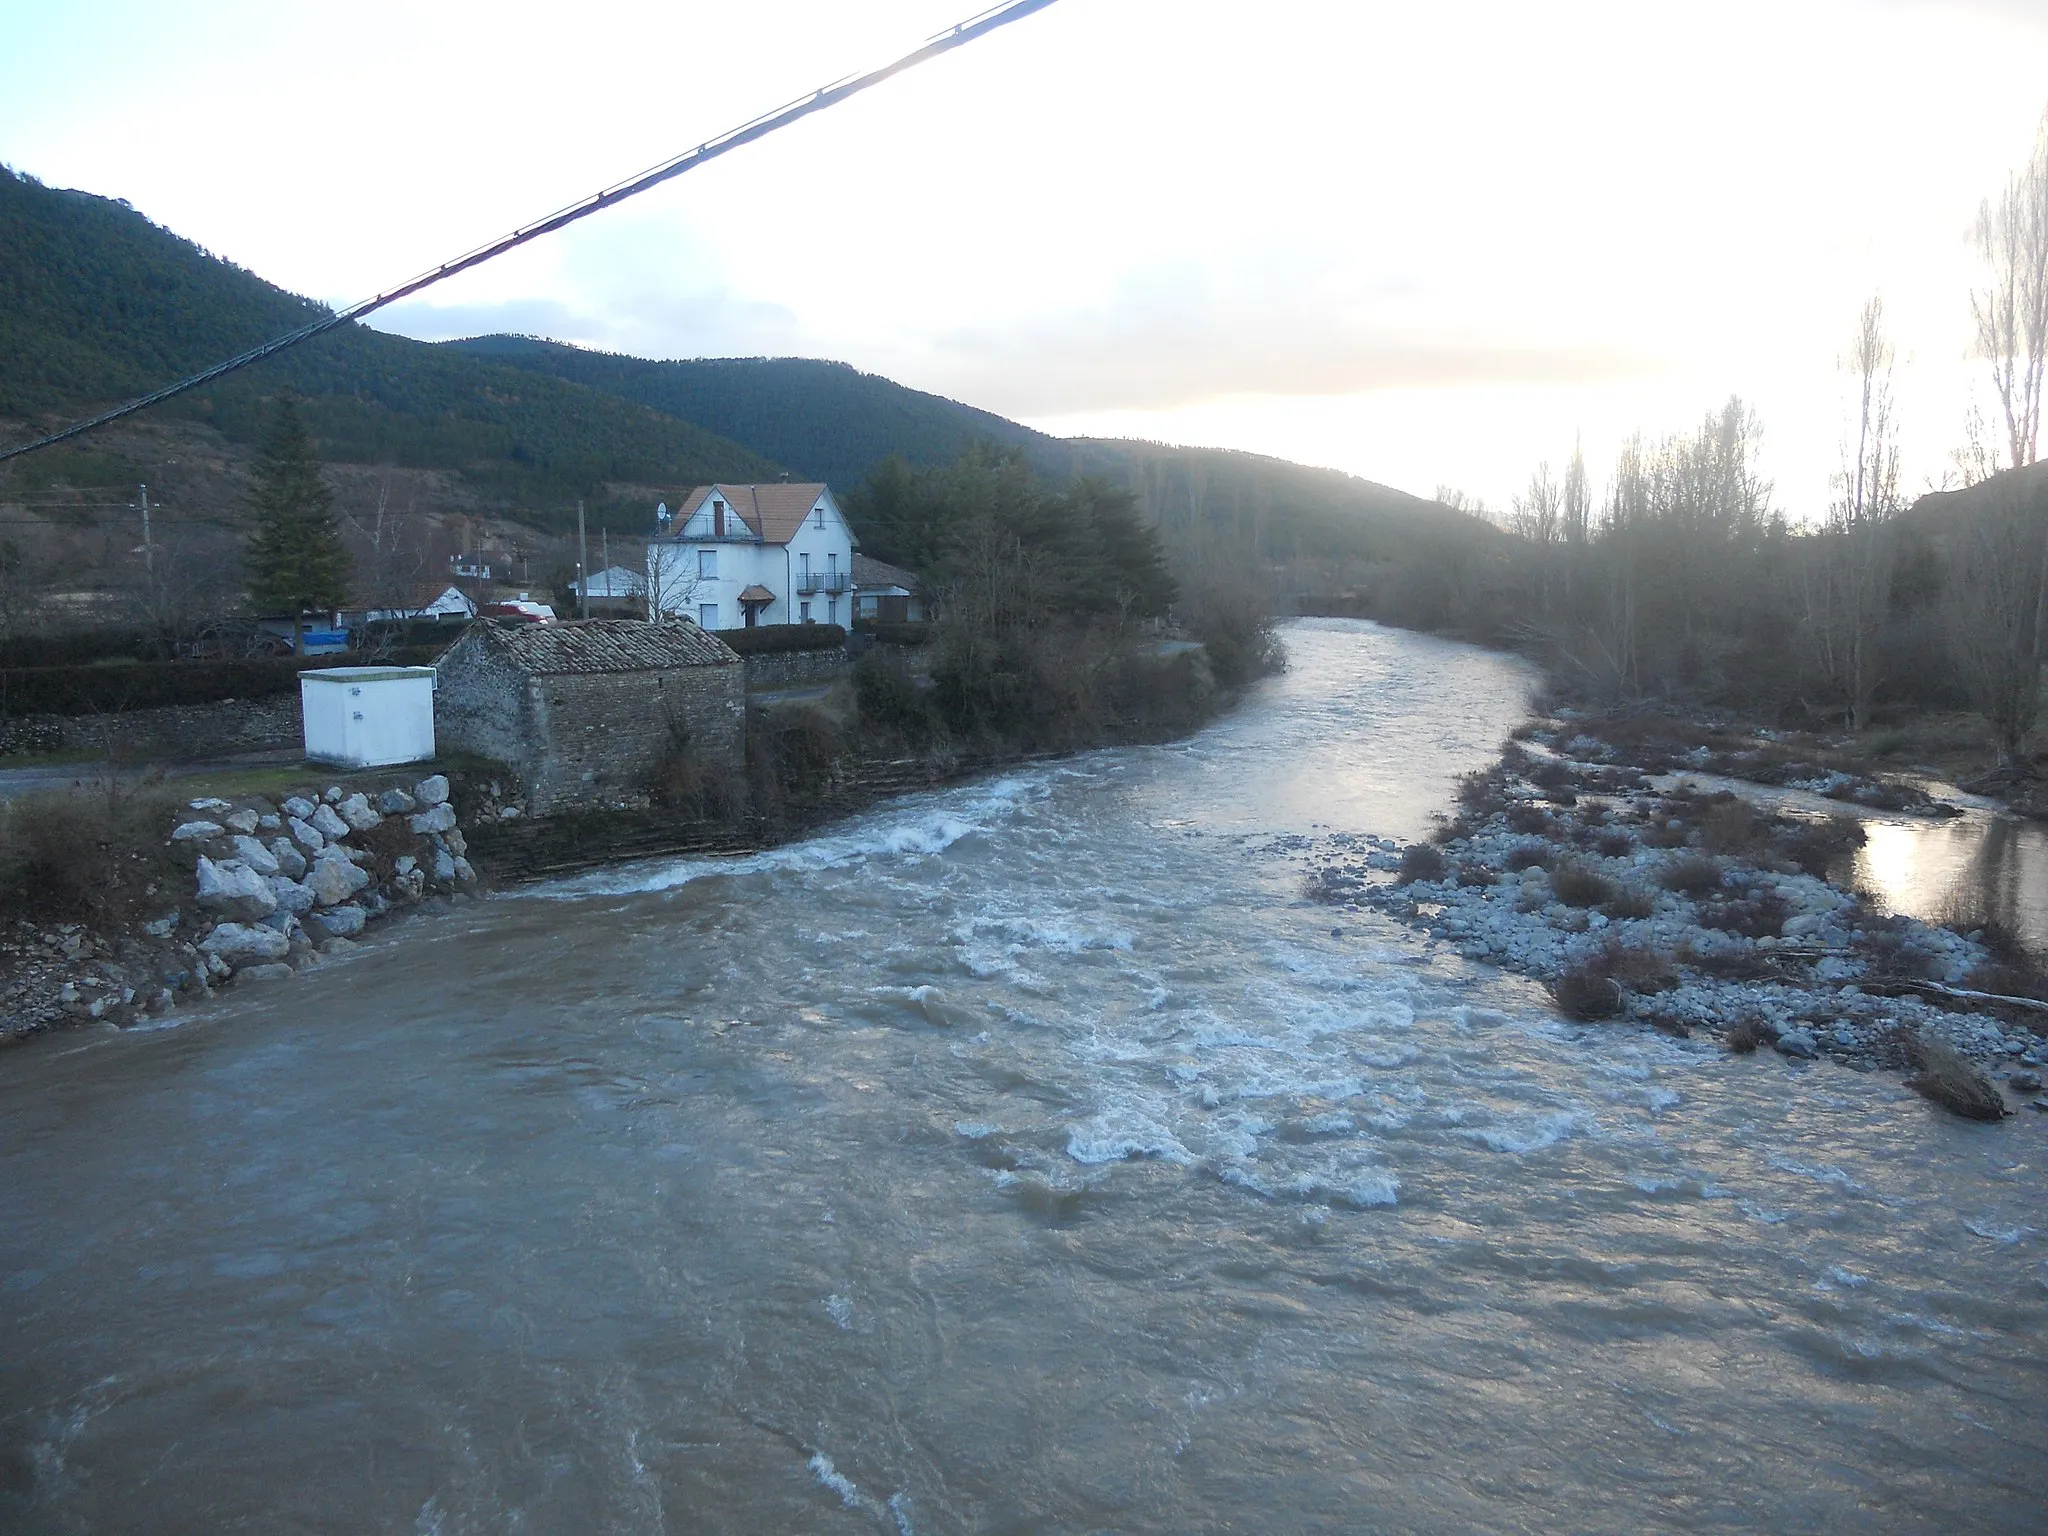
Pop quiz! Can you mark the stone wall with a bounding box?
[0,694,303,760]
[524,666,744,813]
[431,640,532,775]
[742,646,850,691]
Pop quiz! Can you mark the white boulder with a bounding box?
[288,816,326,853]
[310,803,352,841]
[378,788,417,814]
[337,793,383,832]
[311,904,367,938]
[281,796,317,820]
[269,876,316,915]
[414,774,450,807]
[305,846,371,906]
[410,803,457,835]
[231,835,281,877]
[268,838,308,880]
[195,856,278,920]
[199,922,291,964]
[171,820,223,843]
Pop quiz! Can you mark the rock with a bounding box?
[414,774,450,807]
[222,808,261,835]
[378,788,417,815]
[258,813,282,831]
[343,844,374,866]
[257,910,299,936]
[188,797,232,812]
[319,936,360,955]
[323,786,344,803]
[170,820,224,843]
[2007,1069,2041,1094]
[1782,913,1822,939]
[1774,1028,1819,1060]
[498,806,521,821]
[432,846,457,882]
[443,828,467,857]
[287,815,326,853]
[142,912,180,938]
[203,952,233,980]
[269,839,308,880]
[305,846,371,906]
[394,855,417,877]
[269,876,316,915]
[453,856,476,883]
[310,803,352,841]
[199,922,291,964]
[311,904,367,938]
[231,835,281,877]
[282,796,317,820]
[410,803,457,835]
[57,982,77,1003]
[337,793,382,832]
[194,856,278,920]
[235,963,296,984]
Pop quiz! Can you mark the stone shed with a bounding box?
[434,620,744,814]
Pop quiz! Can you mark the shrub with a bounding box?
[1550,861,1615,908]
[747,706,847,805]
[1601,887,1656,921]
[1640,818,1691,849]
[1776,815,1865,878]
[1594,829,1636,858]
[1700,799,1767,858]
[1550,965,1625,1021]
[1658,855,1724,896]
[0,779,184,925]
[648,721,746,819]
[1503,841,1554,872]
[1456,768,1510,819]
[853,652,941,748]
[1906,1034,2008,1121]
[0,657,327,717]
[1724,1015,1778,1053]
[1506,803,1552,835]
[1455,862,1498,888]
[714,623,848,656]
[856,621,933,647]
[1596,941,1680,994]
[1396,844,1449,885]
[1696,891,1789,939]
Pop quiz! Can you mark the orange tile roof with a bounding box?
[677,483,833,544]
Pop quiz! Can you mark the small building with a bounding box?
[433,620,743,814]
[301,666,438,768]
[571,566,647,602]
[359,585,477,626]
[851,554,924,624]
[647,483,858,630]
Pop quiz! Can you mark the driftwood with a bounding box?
[1860,978,2048,1016]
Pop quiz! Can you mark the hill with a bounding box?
[0,166,778,530]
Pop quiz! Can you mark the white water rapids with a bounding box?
[1,620,2043,1532]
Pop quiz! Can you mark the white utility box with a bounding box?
[300,666,437,768]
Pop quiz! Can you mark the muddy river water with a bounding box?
[2,620,2043,1533]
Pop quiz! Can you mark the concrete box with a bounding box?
[301,666,437,768]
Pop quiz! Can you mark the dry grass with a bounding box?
[1594,829,1636,858]
[1658,855,1724,897]
[1503,841,1554,872]
[1600,887,1656,921]
[1905,1033,2008,1121]
[1723,1015,1777,1053]
[1550,966,1625,1021]
[1550,861,1615,909]
[1700,798,1769,858]
[0,778,185,928]
[1506,803,1553,835]
[1596,940,1680,994]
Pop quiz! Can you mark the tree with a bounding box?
[1970,109,2048,471]
[244,397,351,650]
[1945,476,2048,770]
[1803,297,1903,731]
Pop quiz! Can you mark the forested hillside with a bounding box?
[0,167,778,527]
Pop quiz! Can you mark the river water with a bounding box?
[3,620,2044,1534]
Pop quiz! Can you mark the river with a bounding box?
[2,619,2043,1533]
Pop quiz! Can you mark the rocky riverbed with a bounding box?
[1305,720,2047,1116]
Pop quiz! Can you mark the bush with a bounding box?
[1700,799,1767,858]
[1506,803,1552,835]
[714,623,847,656]
[1503,841,1554,872]
[1696,891,1790,939]
[1396,844,1448,885]
[1596,940,1680,995]
[1550,965,1625,1021]
[0,629,157,668]
[1594,829,1636,858]
[0,657,336,717]
[1658,855,1723,896]
[1906,1034,2008,1121]
[856,621,933,647]
[1776,816,1865,878]
[1724,1015,1778,1053]
[1601,887,1656,921]
[1456,862,1498,888]
[1550,861,1615,908]
[748,706,847,803]
[853,651,941,748]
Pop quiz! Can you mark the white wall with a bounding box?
[649,489,857,628]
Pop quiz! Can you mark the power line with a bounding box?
[0,0,1060,466]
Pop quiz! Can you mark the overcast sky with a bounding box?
[6,0,2047,516]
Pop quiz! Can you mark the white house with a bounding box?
[648,483,857,630]
[360,585,476,625]
[570,565,647,602]
[850,554,924,623]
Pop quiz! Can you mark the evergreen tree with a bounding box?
[244,396,351,647]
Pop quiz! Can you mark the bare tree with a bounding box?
[643,536,701,622]
[1561,439,1592,547]
[1970,109,2048,471]
[1945,479,2048,768]
[1803,297,1903,731]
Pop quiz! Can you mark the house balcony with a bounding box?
[797,570,851,594]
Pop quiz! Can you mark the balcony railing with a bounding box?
[797,570,850,594]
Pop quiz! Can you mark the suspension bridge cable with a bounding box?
[0,0,1061,465]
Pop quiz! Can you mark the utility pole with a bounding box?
[138,483,154,577]
[577,499,590,621]
[601,526,610,610]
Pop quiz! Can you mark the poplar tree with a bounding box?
[244,396,351,649]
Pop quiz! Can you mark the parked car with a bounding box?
[480,599,557,624]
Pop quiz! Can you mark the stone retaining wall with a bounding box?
[742,646,851,691]
[0,695,302,760]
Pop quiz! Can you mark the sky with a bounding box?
[6,0,2048,518]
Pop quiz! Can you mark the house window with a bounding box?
[813,507,826,529]
[698,548,717,579]
[800,600,812,623]
[827,596,837,624]
[699,603,718,629]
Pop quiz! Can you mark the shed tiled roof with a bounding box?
[852,553,919,591]
[678,483,834,544]
[468,619,738,675]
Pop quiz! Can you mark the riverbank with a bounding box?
[1307,712,2048,1119]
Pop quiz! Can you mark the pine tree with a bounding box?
[245,396,351,649]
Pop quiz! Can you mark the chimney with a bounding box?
[713,497,725,537]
